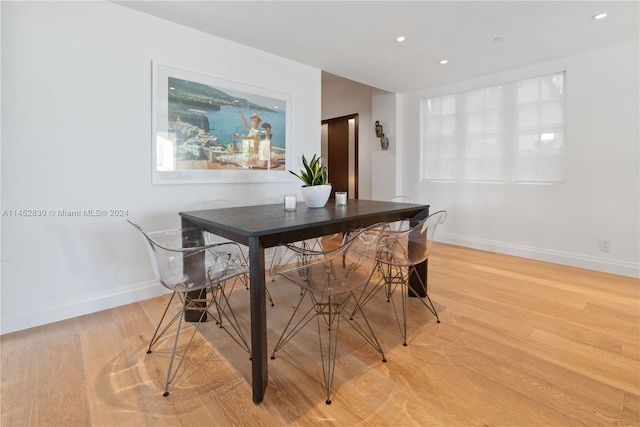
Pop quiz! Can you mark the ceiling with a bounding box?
[115,1,639,93]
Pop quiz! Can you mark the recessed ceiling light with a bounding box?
[439,59,448,65]
[593,12,608,20]
[396,36,406,42]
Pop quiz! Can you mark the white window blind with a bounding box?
[421,71,565,183]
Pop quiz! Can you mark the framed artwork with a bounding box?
[152,62,292,184]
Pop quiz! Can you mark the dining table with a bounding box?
[179,198,430,404]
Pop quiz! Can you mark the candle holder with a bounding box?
[284,194,297,211]
[335,192,347,206]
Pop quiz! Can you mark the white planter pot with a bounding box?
[301,184,332,208]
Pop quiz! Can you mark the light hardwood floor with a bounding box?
[2,243,639,426]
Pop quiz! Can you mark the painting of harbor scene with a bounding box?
[153,63,291,183]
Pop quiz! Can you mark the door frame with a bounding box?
[321,114,359,199]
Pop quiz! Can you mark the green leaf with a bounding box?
[289,153,328,186]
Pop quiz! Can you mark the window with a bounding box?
[421,72,565,183]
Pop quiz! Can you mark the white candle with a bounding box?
[335,192,347,206]
[284,194,297,211]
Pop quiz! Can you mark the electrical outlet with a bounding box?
[599,239,612,252]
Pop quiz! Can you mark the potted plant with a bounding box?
[290,154,332,208]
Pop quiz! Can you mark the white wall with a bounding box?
[1,1,321,334]
[371,89,397,201]
[321,73,377,199]
[395,41,640,277]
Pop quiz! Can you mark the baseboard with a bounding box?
[1,280,169,335]
[438,233,640,278]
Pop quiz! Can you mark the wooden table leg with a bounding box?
[249,236,268,403]
[409,207,429,298]
[410,259,428,297]
[182,219,207,322]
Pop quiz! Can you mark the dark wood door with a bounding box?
[323,114,358,199]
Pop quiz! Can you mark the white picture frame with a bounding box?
[152,62,293,184]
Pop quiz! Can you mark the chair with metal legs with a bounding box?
[196,199,274,306]
[354,210,447,346]
[391,195,415,232]
[128,220,251,396]
[269,222,389,404]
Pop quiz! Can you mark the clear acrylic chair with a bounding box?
[197,199,274,306]
[197,200,247,267]
[391,195,415,232]
[354,210,447,346]
[269,222,389,405]
[128,220,250,396]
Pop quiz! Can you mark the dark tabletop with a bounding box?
[180,199,429,247]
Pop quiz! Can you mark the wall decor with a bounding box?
[152,62,293,184]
